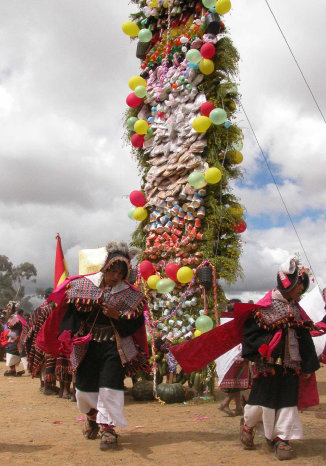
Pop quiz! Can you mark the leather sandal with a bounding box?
[82,417,99,440]
[240,417,255,449]
[100,429,118,451]
[273,438,294,461]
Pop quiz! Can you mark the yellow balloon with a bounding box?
[227,150,243,164]
[128,75,147,90]
[133,207,148,221]
[149,0,159,6]
[205,167,222,184]
[229,205,244,217]
[194,330,202,338]
[177,266,194,284]
[199,59,215,75]
[147,275,160,290]
[215,0,231,15]
[122,21,140,37]
[192,116,212,133]
[134,119,149,135]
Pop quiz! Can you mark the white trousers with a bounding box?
[76,388,127,427]
[244,404,303,441]
[6,353,28,370]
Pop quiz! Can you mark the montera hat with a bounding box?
[277,256,309,294]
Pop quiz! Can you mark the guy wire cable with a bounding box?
[265,0,326,125]
[239,101,320,288]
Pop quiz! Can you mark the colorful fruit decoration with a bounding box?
[123,0,244,394]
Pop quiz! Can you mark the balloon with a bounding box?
[224,120,231,129]
[156,278,176,294]
[127,207,136,220]
[209,108,227,125]
[134,85,147,98]
[126,92,143,108]
[186,49,202,65]
[122,21,140,37]
[133,207,148,221]
[205,167,222,184]
[229,205,244,217]
[195,315,214,333]
[129,190,146,207]
[139,260,155,280]
[232,139,244,151]
[165,263,180,282]
[188,171,207,189]
[138,29,152,43]
[200,43,216,59]
[131,133,145,148]
[134,119,149,135]
[147,274,161,289]
[200,101,215,117]
[203,0,216,7]
[199,59,214,75]
[194,329,202,338]
[192,116,211,133]
[232,219,247,233]
[177,266,194,284]
[227,150,243,164]
[127,117,138,131]
[129,75,147,90]
[215,0,231,15]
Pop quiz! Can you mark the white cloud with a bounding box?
[0,0,325,307]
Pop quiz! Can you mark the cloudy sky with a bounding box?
[0,0,325,305]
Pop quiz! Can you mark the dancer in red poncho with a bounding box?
[37,242,149,451]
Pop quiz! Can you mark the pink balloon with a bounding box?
[139,260,155,280]
[165,263,180,282]
[200,43,216,59]
[200,101,215,117]
[131,133,144,148]
[130,190,146,207]
[126,92,143,108]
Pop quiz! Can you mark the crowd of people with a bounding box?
[1,246,326,461]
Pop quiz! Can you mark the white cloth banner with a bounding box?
[300,285,326,357]
[215,317,242,383]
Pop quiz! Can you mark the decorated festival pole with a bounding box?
[122,0,245,396]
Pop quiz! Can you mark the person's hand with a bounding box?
[302,373,312,379]
[102,303,121,320]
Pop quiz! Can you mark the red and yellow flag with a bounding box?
[54,234,69,288]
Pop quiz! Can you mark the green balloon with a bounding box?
[202,0,216,8]
[138,29,152,43]
[195,315,214,333]
[127,117,138,130]
[232,139,244,151]
[156,278,176,294]
[186,49,202,65]
[188,171,206,189]
[209,108,227,125]
[128,207,136,220]
[134,85,147,98]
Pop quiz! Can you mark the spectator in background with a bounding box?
[216,299,250,416]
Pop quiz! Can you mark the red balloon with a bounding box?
[200,43,216,59]
[130,190,146,207]
[165,263,180,282]
[200,101,215,117]
[131,133,144,148]
[232,220,247,233]
[126,92,143,108]
[139,260,155,280]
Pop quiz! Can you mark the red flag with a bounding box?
[54,234,69,288]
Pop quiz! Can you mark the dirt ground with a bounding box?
[1,362,326,466]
